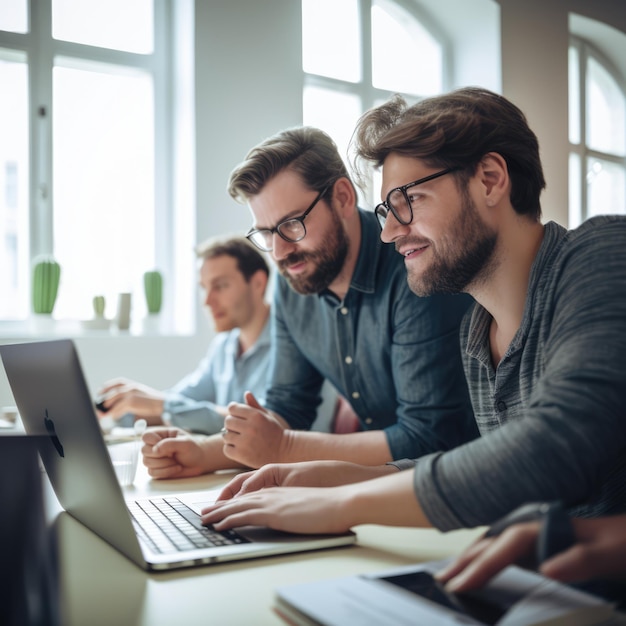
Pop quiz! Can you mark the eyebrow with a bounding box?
[252,207,305,231]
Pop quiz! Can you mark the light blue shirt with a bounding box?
[161,317,272,434]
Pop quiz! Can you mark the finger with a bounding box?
[146,463,184,479]
[237,470,276,496]
[223,414,243,435]
[540,544,598,583]
[212,511,263,530]
[226,401,247,417]
[201,501,263,530]
[152,438,186,457]
[435,535,492,582]
[142,430,166,446]
[98,380,127,395]
[444,524,540,593]
[244,390,264,411]
[145,427,183,442]
[216,472,252,501]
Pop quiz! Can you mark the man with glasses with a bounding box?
[202,88,626,565]
[141,126,477,477]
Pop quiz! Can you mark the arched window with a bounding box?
[569,36,626,226]
[301,0,447,205]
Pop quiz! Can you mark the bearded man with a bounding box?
[141,126,477,477]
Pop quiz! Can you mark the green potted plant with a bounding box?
[143,270,163,314]
[82,294,111,331]
[142,270,163,332]
[31,255,61,333]
[32,256,61,315]
[93,295,106,318]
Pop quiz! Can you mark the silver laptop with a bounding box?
[0,339,356,571]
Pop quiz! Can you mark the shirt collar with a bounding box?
[229,312,272,360]
[316,209,383,302]
[349,209,384,294]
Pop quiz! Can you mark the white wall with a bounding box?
[2,0,625,408]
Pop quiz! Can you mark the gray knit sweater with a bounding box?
[409,217,626,531]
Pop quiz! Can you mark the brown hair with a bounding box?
[351,87,545,220]
[195,236,269,281]
[228,126,355,205]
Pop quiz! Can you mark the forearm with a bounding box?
[281,429,393,465]
[414,412,625,531]
[313,462,399,487]
[339,468,431,528]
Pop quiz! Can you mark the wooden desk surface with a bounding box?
[52,463,484,626]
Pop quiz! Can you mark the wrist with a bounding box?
[279,428,299,463]
[335,486,358,530]
[160,397,176,424]
[340,483,375,528]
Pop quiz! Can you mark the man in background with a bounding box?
[96,236,271,435]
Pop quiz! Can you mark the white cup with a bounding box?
[107,441,140,486]
[116,292,132,330]
[1,406,18,423]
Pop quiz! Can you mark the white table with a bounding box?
[51,463,484,626]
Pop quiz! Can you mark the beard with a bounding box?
[401,190,498,297]
[277,208,349,295]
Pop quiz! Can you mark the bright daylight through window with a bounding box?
[569,36,626,227]
[0,0,193,333]
[301,0,444,207]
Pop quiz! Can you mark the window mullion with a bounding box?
[153,0,172,278]
[578,39,588,221]
[359,0,373,107]
[29,0,54,258]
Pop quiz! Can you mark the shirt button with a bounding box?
[345,356,353,364]
[496,400,507,411]
[340,307,348,315]
[351,391,360,399]
[365,417,373,425]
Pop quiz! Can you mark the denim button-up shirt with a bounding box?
[265,209,478,460]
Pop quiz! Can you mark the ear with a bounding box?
[477,152,509,207]
[330,176,356,218]
[250,269,269,297]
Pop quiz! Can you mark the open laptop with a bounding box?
[0,339,356,572]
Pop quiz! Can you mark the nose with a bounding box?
[271,232,297,262]
[204,289,215,308]
[380,212,409,244]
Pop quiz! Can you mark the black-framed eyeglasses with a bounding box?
[374,168,459,229]
[246,186,329,252]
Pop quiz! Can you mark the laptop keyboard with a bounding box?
[127,496,249,554]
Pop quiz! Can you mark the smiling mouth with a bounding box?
[402,244,429,258]
[287,261,307,274]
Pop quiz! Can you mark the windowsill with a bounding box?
[0,317,192,340]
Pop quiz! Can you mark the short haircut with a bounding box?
[227,126,355,204]
[352,87,546,221]
[194,236,269,282]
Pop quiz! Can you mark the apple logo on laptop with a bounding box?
[44,409,64,458]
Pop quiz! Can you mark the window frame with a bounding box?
[0,0,186,334]
[302,0,449,206]
[569,35,626,225]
